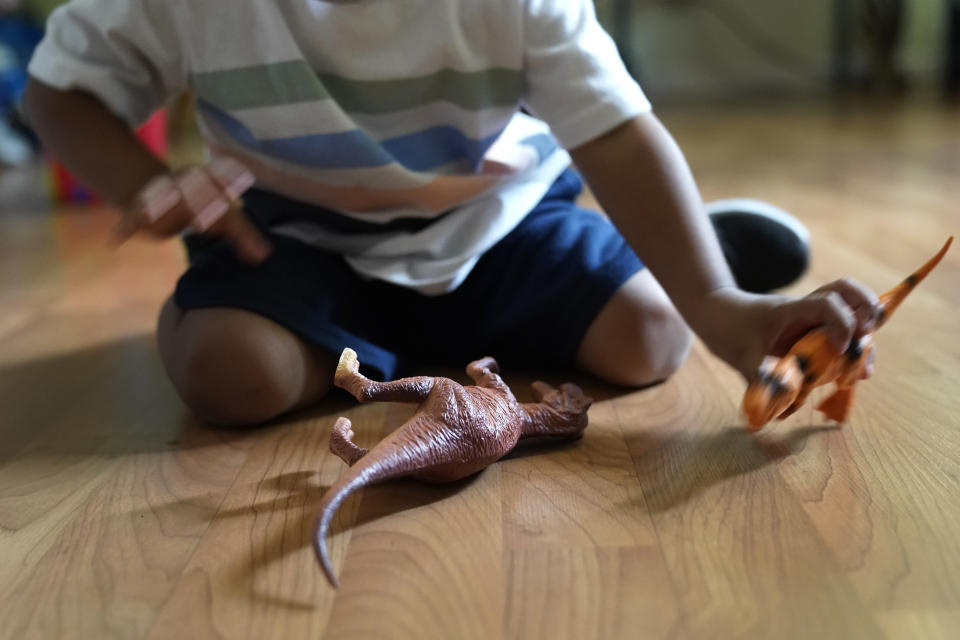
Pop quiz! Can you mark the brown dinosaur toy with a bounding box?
[314,348,593,587]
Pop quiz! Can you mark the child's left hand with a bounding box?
[699,279,881,381]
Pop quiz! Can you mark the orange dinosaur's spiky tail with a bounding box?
[875,236,953,329]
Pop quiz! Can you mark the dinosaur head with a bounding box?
[531,381,594,429]
[742,355,804,431]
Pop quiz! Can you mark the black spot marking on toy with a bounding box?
[769,377,788,396]
[845,339,864,362]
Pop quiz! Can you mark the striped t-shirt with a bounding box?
[29,0,651,293]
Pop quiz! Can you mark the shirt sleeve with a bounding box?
[27,0,187,126]
[522,0,651,150]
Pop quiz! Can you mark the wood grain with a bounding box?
[1,102,958,639]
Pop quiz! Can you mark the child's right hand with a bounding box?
[114,157,272,263]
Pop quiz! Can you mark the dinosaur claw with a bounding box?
[332,417,354,440]
[330,417,367,466]
[478,357,500,374]
[466,356,500,381]
[335,348,360,387]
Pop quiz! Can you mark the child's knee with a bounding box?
[637,305,693,383]
[599,304,692,387]
[175,345,295,427]
[576,271,693,387]
[157,303,330,427]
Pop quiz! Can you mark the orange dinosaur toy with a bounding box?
[742,236,953,431]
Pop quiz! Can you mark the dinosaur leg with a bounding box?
[776,386,813,421]
[466,356,500,380]
[465,356,514,396]
[817,385,856,423]
[329,417,368,466]
[839,340,874,385]
[334,348,435,403]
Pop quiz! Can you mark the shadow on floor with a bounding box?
[1,325,640,459]
[0,333,372,461]
[0,333,260,460]
[624,424,841,513]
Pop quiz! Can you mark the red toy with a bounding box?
[742,236,953,430]
[314,348,593,587]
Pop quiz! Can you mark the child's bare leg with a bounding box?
[334,348,435,403]
[576,269,692,387]
[157,296,335,426]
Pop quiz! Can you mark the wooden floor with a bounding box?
[1,101,958,639]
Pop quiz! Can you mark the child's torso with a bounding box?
[182,0,546,219]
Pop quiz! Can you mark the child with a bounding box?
[23,0,880,426]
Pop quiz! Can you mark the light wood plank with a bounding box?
[504,546,683,640]
[501,392,659,549]
[1,396,251,639]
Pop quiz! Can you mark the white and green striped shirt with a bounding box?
[29,0,650,293]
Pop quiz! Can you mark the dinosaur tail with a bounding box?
[313,471,367,589]
[875,236,952,329]
[313,447,422,588]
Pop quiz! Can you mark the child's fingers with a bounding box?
[814,277,880,335]
[179,163,269,262]
[221,203,272,264]
[780,292,856,353]
[815,292,857,351]
[109,162,267,263]
[200,160,268,262]
[112,174,182,244]
[177,166,231,231]
[206,156,256,200]
[140,174,183,223]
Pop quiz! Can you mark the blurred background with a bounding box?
[0,0,958,211]
[598,0,958,101]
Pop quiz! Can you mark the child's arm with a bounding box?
[23,79,270,262]
[570,112,879,379]
[24,79,168,207]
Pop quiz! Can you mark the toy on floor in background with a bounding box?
[742,236,954,430]
[314,348,593,588]
[0,9,42,166]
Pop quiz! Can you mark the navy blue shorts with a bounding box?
[175,169,644,380]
